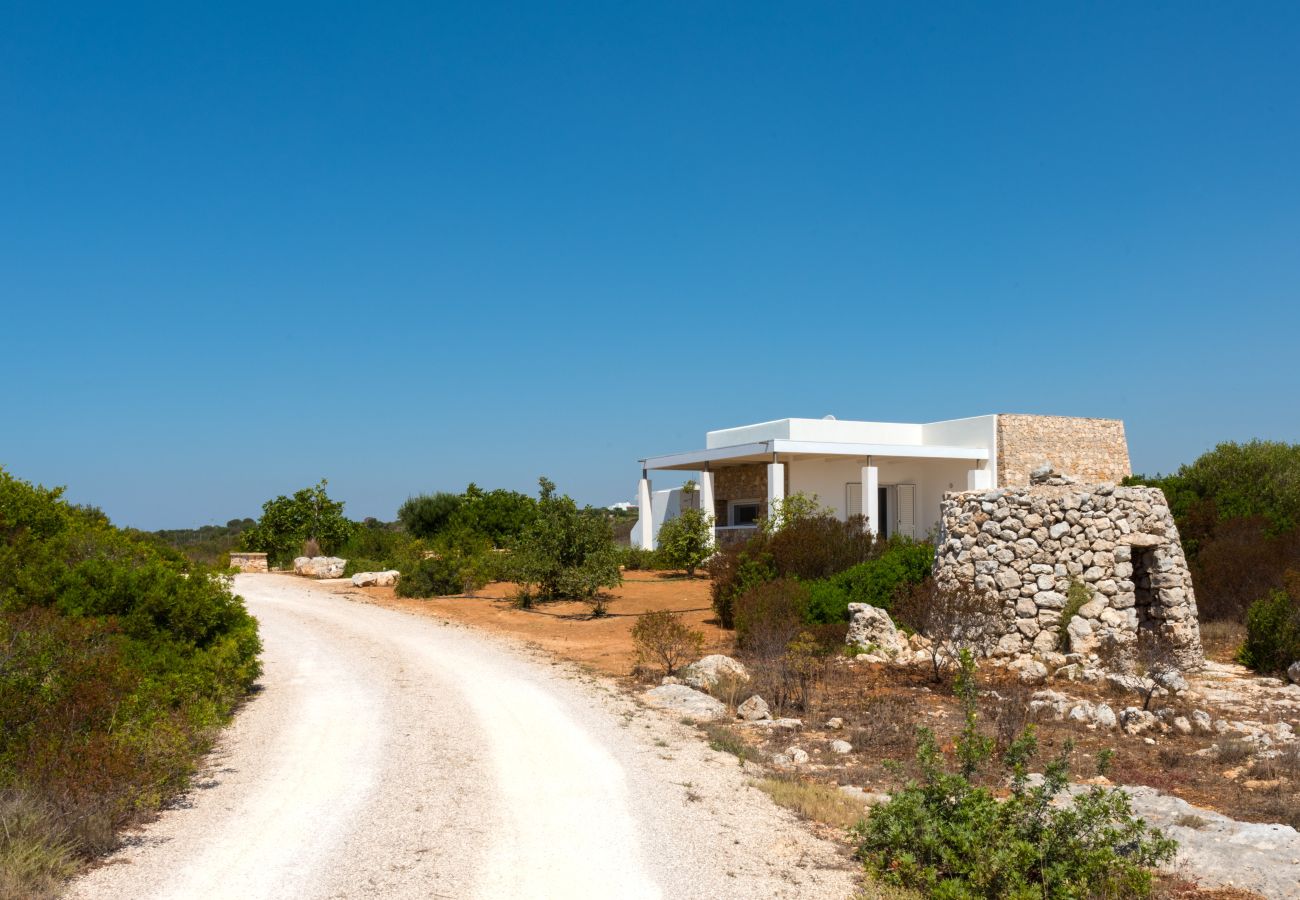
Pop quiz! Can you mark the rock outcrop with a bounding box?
[641,684,727,721]
[351,570,400,587]
[845,604,907,658]
[294,556,347,578]
[681,655,749,691]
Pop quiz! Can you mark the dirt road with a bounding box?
[66,574,855,900]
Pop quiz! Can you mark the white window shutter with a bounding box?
[896,484,916,538]
[846,482,862,519]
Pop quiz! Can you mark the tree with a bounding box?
[451,483,537,547]
[656,508,714,576]
[238,479,353,567]
[397,492,462,539]
[507,477,622,608]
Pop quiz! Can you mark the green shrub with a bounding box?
[708,542,777,629]
[1058,580,1092,651]
[631,610,704,676]
[1238,577,1300,674]
[803,537,936,624]
[0,466,261,896]
[505,478,621,605]
[396,529,493,598]
[396,492,462,540]
[856,652,1176,898]
[618,545,666,571]
[237,479,354,567]
[450,484,537,547]
[339,523,419,576]
[655,508,714,576]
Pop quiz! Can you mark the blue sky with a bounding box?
[3,2,1298,529]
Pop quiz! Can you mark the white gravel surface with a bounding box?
[65,574,856,900]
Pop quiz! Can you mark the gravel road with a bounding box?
[66,574,856,900]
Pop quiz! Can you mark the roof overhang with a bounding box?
[640,439,989,471]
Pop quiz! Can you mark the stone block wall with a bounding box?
[935,480,1203,671]
[997,415,1131,487]
[712,464,767,526]
[229,551,269,573]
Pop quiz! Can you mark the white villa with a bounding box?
[631,413,1131,550]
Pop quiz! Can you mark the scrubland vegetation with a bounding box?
[0,467,261,899]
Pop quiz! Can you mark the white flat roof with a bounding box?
[641,439,989,471]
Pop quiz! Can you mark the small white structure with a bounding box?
[631,413,1131,550]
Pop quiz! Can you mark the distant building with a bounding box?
[607,501,636,512]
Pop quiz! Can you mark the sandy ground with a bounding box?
[330,572,732,676]
[65,574,856,900]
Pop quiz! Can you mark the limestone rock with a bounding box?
[351,569,400,587]
[1288,661,1300,685]
[825,717,844,730]
[641,684,727,721]
[846,603,907,657]
[294,556,347,578]
[681,655,749,691]
[829,739,853,755]
[737,694,771,722]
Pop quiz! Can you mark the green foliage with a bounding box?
[655,508,714,576]
[0,466,261,895]
[803,537,936,624]
[238,480,354,567]
[338,521,419,576]
[617,545,668,571]
[631,610,705,676]
[1058,580,1092,651]
[760,491,827,535]
[396,528,494,598]
[708,545,777,629]
[855,652,1177,898]
[451,483,536,547]
[397,492,462,540]
[152,518,257,567]
[1238,578,1300,674]
[506,477,622,604]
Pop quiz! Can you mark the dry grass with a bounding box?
[754,775,871,831]
[1198,620,1246,664]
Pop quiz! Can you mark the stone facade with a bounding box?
[229,551,269,573]
[711,464,767,526]
[935,475,1203,672]
[997,414,1131,488]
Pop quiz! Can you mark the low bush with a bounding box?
[618,545,668,571]
[339,522,419,576]
[396,491,462,539]
[1237,574,1300,674]
[803,537,936,624]
[631,610,704,677]
[396,530,493,598]
[0,467,261,897]
[708,543,776,629]
[734,578,810,652]
[856,652,1176,898]
[655,508,714,576]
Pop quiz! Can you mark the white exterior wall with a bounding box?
[786,457,974,538]
[921,415,998,484]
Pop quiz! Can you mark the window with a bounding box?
[728,499,761,527]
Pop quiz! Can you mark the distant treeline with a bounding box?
[152,518,256,566]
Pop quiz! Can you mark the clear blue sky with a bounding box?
[3,2,1298,529]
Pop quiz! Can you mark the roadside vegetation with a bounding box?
[0,467,261,899]
[152,517,257,566]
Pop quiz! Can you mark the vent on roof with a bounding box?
[822,414,836,420]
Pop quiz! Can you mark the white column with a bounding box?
[862,464,880,536]
[766,462,785,521]
[636,475,654,550]
[967,467,992,491]
[698,470,716,547]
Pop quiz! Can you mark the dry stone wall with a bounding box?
[935,474,1203,672]
[229,551,268,573]
[712,464,767,525]
[996,414,1131,487]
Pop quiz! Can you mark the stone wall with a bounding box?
[935,476,1203,672]
[997,415,1131,487]
[229,551,269,573]
[712,464,767,526]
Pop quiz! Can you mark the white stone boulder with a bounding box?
[829,739,853,755]
[846,603,907,657]
[294,556,347,578]
[1288,661,1300,685]
[737,695,771,722]
[641,684,727,721]
[681,655,749,691]
[351,570,400,587]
